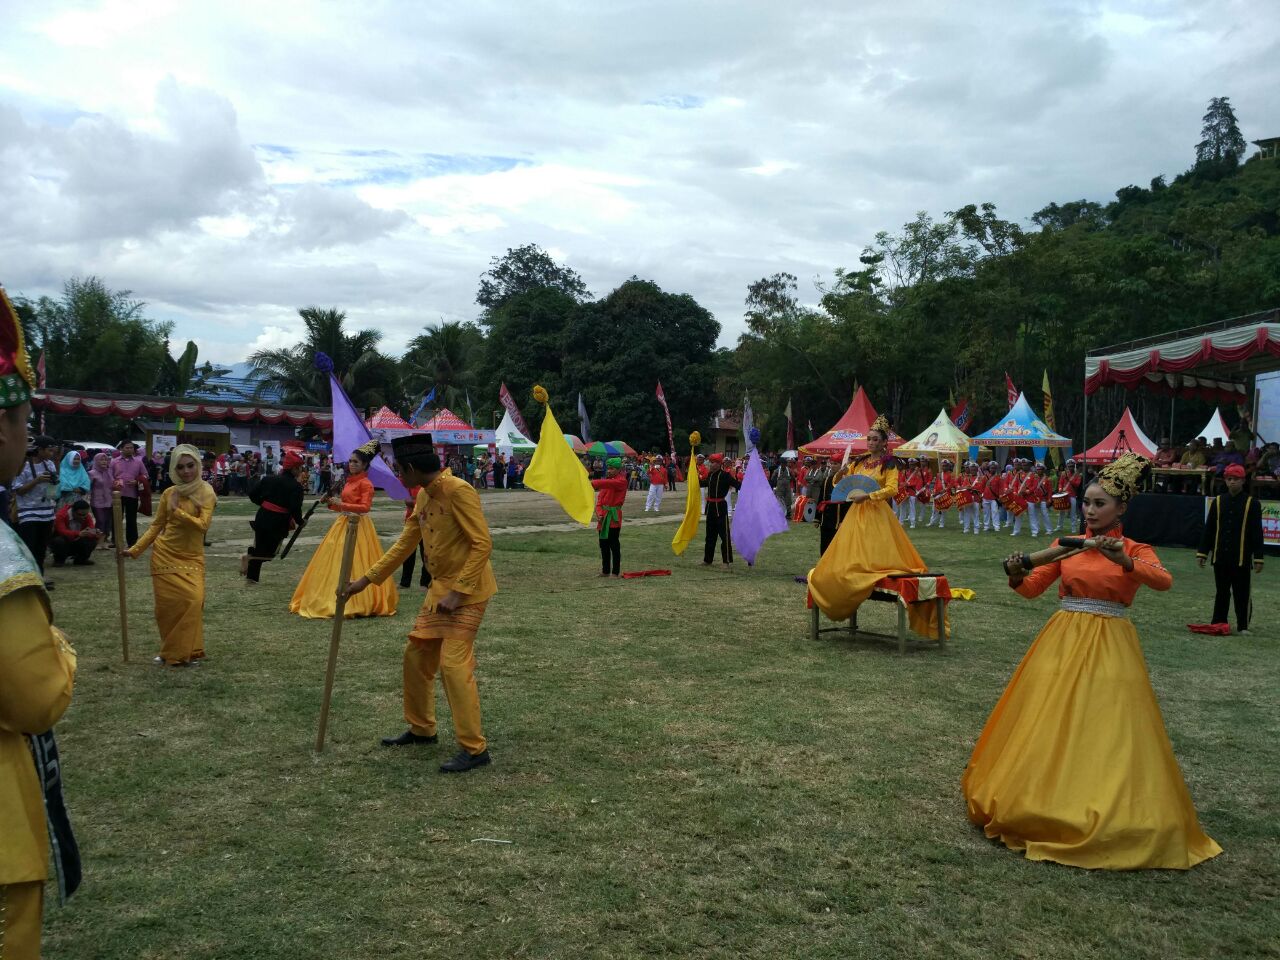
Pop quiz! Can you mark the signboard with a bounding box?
[151,434,178,456]
[259,440,281,465]
[1262,500,1280,547]
[306,440,331,453]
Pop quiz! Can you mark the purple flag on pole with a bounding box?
[328,372,409,500]
[731,447,790,566]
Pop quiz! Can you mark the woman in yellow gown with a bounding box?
[289,441,397,619]
[963,453,1221,870]
[125,444,217,666]
[807,415,942,638]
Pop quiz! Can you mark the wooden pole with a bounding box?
[112,491,129,663]
[315,515,361,753]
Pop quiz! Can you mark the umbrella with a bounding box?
[582,441,624,457]
[562,434,589,453]
[780,450,799,460]
[609,440,637,456]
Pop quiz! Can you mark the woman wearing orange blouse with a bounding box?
[289,441,397,619]
[964,453,1221,870]
[125,443,217,666]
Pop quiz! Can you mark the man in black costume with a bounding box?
[240,449,306,583]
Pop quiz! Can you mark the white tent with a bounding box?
[478,410,535,455]
[1193,408,1231,446]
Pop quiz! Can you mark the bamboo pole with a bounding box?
[112,491,129,663]
[315,515,361,753]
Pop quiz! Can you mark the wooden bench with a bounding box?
[808,574,951,654]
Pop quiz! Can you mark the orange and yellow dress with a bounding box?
[128,484,217,664]
[963,529,1222,869]
[289,474,397,619]
[806,454,943,639]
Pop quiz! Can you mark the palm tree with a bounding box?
[248,307,402,409]
[401,320,482,417]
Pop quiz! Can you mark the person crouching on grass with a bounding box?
[344,433,496,773]
[592,456,627,577]
[1197,463,1263,635]
[50,499,102,566]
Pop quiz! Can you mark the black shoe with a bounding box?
[440,749,491,773]
[380,729,438,747]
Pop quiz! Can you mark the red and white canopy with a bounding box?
[366,406,413,430]
[1085,311,1280,404]
[1194,408,1231,446]
[31,389,331,428]
[420,408,474,431]
[1080,407,1158,465]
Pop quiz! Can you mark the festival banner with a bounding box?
[950,396,971,431]
[784,398,795,451]
[499,382,531,440]
[577,392,592,443]
[742,394,755,452]
[655,381,678,462]
[1261,500,1280,547]
[1041,369,1062,467]
[1005,373,1019,411]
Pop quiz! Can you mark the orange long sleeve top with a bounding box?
[1012,528,1172,605]
[328,474,373,514]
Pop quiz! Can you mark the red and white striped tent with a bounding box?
[420,408,474,431]
[366,406,413,431]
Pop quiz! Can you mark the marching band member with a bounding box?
[1053,459,1082,532]
[981,461,1002,532]
[1034,462,1053,535]
[644,456,666,513]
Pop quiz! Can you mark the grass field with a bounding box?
[41,488,1280,959]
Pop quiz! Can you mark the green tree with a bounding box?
[153,340,231,398]
[560,278,720,448]
[401,320,484,420]
[476,243,590,312]
[1195,96,1246,167]
[248,307,401,410]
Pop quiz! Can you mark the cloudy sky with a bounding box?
[1,0,1276,366]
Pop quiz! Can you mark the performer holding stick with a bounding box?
[314,515,361,753]
[240,449,306,583]
[345,433,496,773]
[113,491,129,662]
[965,453,1221,870]
[0,287,79,958]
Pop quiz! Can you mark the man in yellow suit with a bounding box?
[0,288,78,958]
[345,432,496,773]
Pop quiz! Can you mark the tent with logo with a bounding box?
[970,393,1072,452]
[799,387,903,457]
[476,409,535,455]
[895,408,982,463]
[1080,407,1159,465]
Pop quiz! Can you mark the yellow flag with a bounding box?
[524,401,595,525]
[671,441,702,555]
[1042,369,1062,468]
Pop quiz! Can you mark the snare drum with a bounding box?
[1006,493,1028,516]
[916,487,932,504]
[803,501,818,522]
[894,489,909,505]
[1051,492,1072,511]
[956,490,976,508]
[791,495,810,522]
[934,492,954,511]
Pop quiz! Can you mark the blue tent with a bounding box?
[971,392,1072,452]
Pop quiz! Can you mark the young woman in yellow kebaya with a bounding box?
[125,443,217,667]
[964,453,1221,870]
[289,440,397,619]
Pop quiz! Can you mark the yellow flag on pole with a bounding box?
[524,387,595,525]
[672,433,702,555]
[1042,369,1061,468]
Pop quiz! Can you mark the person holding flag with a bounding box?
[591,457,628,577]
[702,454,740,565]
[644,456,666,512]
[240,449,307,583]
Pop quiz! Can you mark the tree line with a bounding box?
[15,97,1278,449]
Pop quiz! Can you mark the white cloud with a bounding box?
[1,0,1278,367]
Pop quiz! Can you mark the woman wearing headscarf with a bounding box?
[57,450,90,508]
[289,440,397,619]
[88,451,114,546]
[123,444,217,667]
[963,453,1221,870]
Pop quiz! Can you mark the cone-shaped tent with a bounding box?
[799,387,902,457]
[1080,407,1158,464]
[366,406,413,430]
[476,409,535,454]
[420,407,474,431]
[895,408,980,462]
[971,392,1072,448]
[1192,408,1231,446]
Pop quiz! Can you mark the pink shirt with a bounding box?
[109,455,148,497]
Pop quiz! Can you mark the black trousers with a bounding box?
[400,542,431,588]
[819,522,837,556]
[17,519,53,574]
[704,513,732,564]
[1212,563,1252,630]
[246,514,291,583]
[121,495,140,546]
[50,535,95,564]
[598,525,620,575]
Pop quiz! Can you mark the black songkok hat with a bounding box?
[391,433,441,468]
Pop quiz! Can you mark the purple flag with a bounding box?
[328,373,409,500]
[731,448,790,566]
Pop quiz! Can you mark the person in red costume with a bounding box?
[591,456,628,577]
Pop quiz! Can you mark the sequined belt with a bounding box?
[1059,596,1128,618]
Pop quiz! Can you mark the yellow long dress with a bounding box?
[806,454,943,639]
[128,485,216,664]
[962,530,1221,870]
[289,474,398,619]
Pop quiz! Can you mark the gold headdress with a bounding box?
[1094,452,1148,502]
[870,414,891,436]
[355,438,381,458]
[0,288,36,409]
